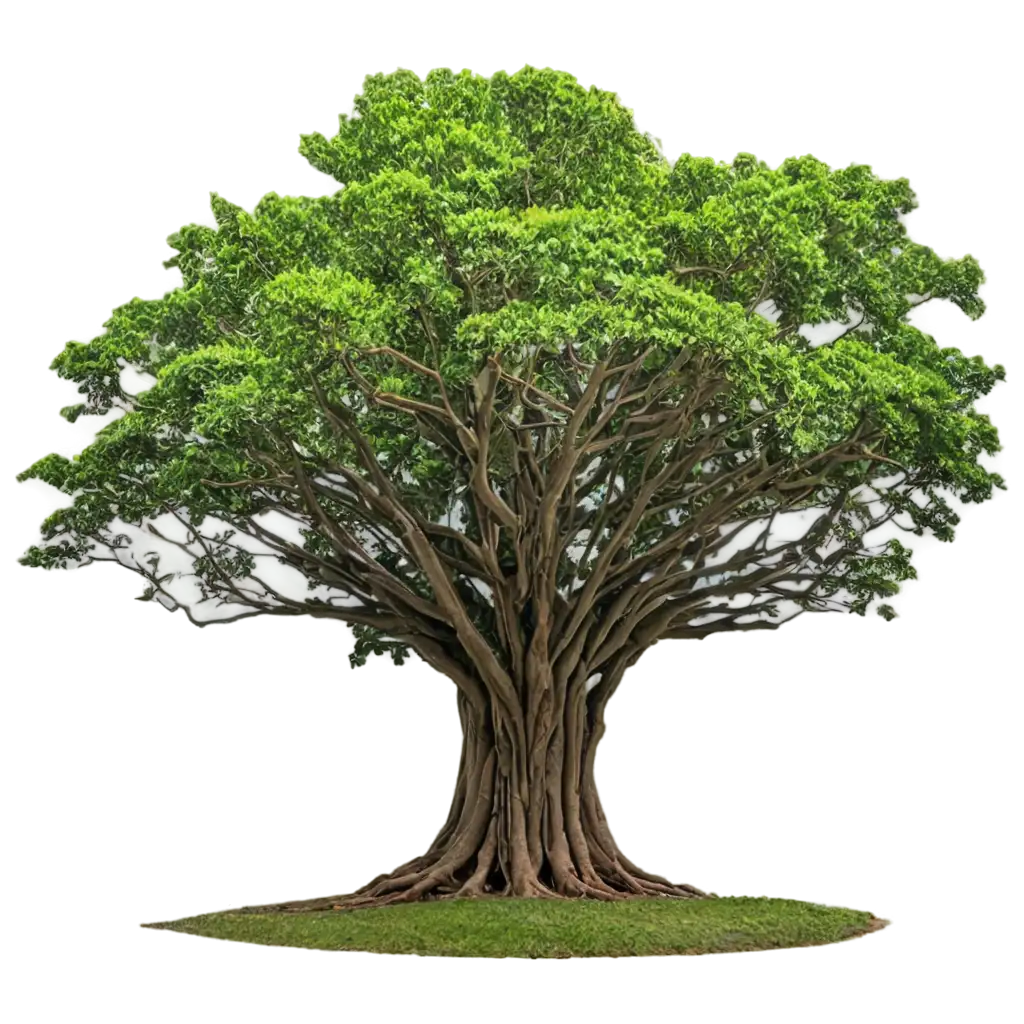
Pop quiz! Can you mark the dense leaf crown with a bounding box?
[18,66,1005,667]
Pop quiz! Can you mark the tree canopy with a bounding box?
[19,66,1006,678]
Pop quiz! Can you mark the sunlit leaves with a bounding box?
[445,203,665,308]
[300,68,531,214]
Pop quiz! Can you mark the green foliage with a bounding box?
[18,65,1005,645]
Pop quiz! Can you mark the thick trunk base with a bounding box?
[240,789,709,914]
[239,680,710,913]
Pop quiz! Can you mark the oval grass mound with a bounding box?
[142,896,888,958]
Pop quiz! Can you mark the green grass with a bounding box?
[142,896,888,958]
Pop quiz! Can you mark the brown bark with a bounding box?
[240,654,708,914]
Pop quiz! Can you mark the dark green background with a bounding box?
[2,9,1024,1024]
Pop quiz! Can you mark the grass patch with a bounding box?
[142,896,888,958]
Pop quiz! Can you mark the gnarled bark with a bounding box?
[242,659,708,913]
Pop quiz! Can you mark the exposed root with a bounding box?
[235,847,708,914]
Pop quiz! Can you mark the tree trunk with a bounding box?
[245,658,708,912]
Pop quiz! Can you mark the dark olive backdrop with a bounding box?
[2,9,1024,1024]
